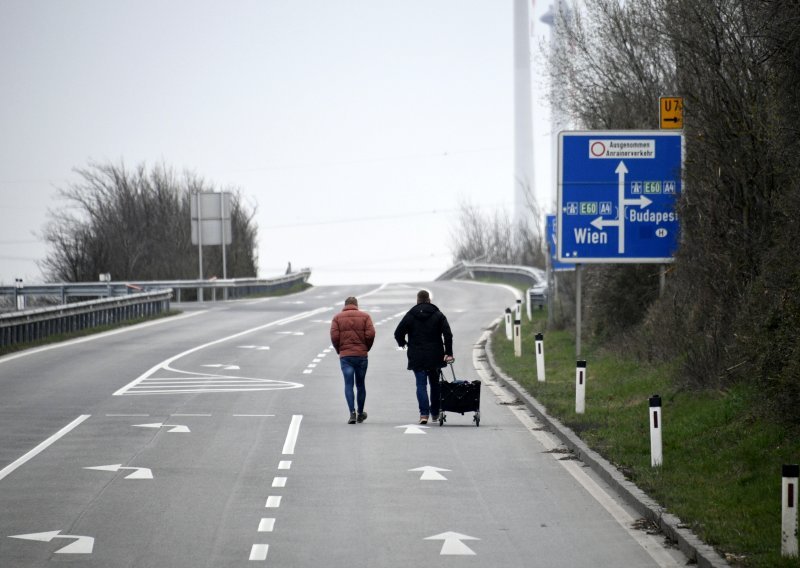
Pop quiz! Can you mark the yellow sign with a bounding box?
[660,96,683,129]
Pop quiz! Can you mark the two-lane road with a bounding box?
[0,281,688,567]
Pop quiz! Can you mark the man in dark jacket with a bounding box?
[331,296,376,424]
[393,289,454,424]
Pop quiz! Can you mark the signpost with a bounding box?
[557,130,683,355]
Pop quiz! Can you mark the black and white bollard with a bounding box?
[515,298,522,321]
[649,395,663,467]
[535,333,545,382]
[14,278,25,311]
[783,464,799,557]
[575,360,586,414]
[513,316,522,357]
[504,308,513,341]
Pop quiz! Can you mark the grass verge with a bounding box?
[490,309,800,567]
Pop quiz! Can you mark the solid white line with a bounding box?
[114,308,330,396]
[282,415,303,455]
[272,477,287,488]
[249,544,269,561]
[0,311,207,366]
[0,415,91,482]
[265,496,282,508]
[258,518,275,532]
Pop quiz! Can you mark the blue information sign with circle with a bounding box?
[557,130,683,263]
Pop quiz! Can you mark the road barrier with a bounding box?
[0,290,172,349]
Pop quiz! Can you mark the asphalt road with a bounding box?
[0,281,689,567]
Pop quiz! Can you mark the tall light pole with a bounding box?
[513,0,535,230]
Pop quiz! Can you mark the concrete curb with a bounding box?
[480,326,729,568]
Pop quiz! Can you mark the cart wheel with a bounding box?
[439,413,445,426]
[474,412,480,427]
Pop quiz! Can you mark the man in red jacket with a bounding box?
[330,297,376,424]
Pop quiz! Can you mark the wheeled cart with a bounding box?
[438,363,481,426]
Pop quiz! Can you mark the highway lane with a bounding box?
[0,281,688,567]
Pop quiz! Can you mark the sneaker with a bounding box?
[419,415,429,425]
[348,412,357,424]
[357,411,368,423]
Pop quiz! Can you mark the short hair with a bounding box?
[344,296,358,306]
[416,290,430,304]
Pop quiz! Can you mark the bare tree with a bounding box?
[41,161,258,282]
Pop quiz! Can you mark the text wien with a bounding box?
[574,228,608,244]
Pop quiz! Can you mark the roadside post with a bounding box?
[515,298,522,322]
[513,315,522,358]
[649,395,663,467]
[535,333,545,382]
[575,360,586,414]
[504,308,513,341]
[783,464,799,557]
[14,278,25,311]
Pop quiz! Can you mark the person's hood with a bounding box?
[411,302,440,321]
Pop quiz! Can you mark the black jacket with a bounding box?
[393,302,453,371]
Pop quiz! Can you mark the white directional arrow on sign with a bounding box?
[409,466,451,481]
[9,531,95,554]
[395,424,430,435]
[424,532,479,555]
[133,422,190,433]
[84,464,153,479]
[623,195,653,209]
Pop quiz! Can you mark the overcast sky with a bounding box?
[0,0,553,286]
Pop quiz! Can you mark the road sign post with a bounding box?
[557,131,683,356]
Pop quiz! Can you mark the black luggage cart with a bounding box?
[438,363,481,426]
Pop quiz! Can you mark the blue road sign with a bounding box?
[557,131,683,263]
[546,214,575,272]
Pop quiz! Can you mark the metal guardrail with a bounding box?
[0,290,172,349]
[436,261,545,286]
[0,269,312,305]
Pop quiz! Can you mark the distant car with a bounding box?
[528,283,548,309]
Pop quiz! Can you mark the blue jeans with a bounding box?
[340,356,368,414]
[414,369,440,417]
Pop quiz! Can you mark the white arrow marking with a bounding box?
[622,195,652,209]
[84,464,153,479]
[424,532,479,555]
[133,422,190,433]
[616,161,628,254]
[590,216,619,230]
[409,466,451,481]
[10,531,95,554]
[395,424,429,435]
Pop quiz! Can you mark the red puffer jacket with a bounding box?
[330,305,375,357]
